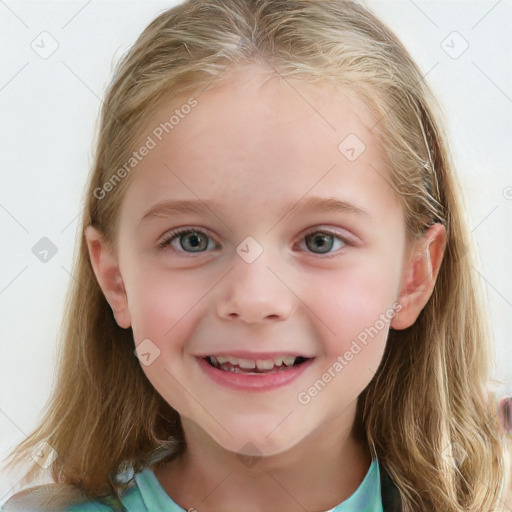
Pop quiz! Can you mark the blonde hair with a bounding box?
[4,1,511,510]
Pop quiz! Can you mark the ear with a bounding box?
[84,226,132,329]
[391,223,446,330]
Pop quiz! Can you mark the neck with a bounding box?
[153,401,373,512]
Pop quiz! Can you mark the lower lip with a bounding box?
[197,357,315,392]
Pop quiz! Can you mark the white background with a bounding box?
[1,0,511,503]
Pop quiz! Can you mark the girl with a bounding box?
[3,1,511,511]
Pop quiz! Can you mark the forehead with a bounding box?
[119,64,400,226]
[149,65,379,160]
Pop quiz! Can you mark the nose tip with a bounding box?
[215,259,298,324]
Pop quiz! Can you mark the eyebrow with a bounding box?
[139,199,224,225]
[139,196,371,225]
[277,196,371,221]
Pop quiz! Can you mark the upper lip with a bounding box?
[196,351,315,359]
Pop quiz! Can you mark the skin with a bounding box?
[86,63,446,512]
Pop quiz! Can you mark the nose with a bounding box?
[216,252,298,324]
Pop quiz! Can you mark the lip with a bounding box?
[197,356,315,392]
[195,351,315,359]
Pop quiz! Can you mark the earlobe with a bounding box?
[84,226,132,329]
[391,223,446,330]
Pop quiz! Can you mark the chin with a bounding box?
[213,426,306,459]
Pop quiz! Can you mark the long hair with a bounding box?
[4,1,511,510]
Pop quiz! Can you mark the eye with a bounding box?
[299,229,350,256]
[158,228,217,253]
[158,227,353,257]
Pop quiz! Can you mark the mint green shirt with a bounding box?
[68,457,383,512]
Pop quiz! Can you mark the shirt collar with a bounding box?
[135,456,383,512]
[323,456,383,512]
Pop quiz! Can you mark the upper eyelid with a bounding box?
[301,226,353,239]
[160,226,217,242]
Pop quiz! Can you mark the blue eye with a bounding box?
[158,228,215,253]
[158,227,351,257]
[301,230,348,255]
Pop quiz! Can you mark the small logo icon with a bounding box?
[30,31,59,59]
[30,441,58,469]
[441,441,467,469]
[32,237,58,263]
[134,338,161,366]
[236,442,262,468]
[236,236,263,264]
[338,133,366,162]
[441,31,469,59]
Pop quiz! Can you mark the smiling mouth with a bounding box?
[203,355,311,374]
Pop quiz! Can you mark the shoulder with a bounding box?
[1,474,151,512]
[1,484,113,512]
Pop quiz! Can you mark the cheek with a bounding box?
[310,261,399,360]
[125,267,209,410]
[126,264,208,345]
[298,270,394,406]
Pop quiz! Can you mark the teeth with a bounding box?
[281,356,296,367]
[207,354,302,370]
[238,358,256,369]
[255,359,275,370]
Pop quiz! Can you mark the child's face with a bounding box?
[112,65,411,456]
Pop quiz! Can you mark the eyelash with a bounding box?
[157,226,354,258]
